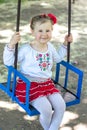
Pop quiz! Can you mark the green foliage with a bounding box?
[0,0,27,3]
[0,0,13,3]
[0,0,5,3]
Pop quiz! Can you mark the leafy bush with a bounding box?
[0,0,28,3]
[0,0,5,2]
[0,0,12,3]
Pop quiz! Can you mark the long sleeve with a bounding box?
[3,45,15,66]
[49,43,67,63]
[3,44,25,66]
[55,44,67,63]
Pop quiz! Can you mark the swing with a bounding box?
[0,0,83,116]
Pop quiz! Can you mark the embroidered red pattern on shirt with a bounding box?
[36,53,50,71]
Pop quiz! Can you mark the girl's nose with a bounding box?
[42,31,47,35]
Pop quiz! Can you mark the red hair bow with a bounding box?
[48,13,57,25]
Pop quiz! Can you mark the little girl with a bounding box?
[3,13,73,130]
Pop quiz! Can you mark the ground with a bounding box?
[0,0,87,130]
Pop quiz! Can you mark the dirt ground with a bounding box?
[0,0,87,130]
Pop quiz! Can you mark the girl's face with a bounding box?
[32,21,53,44]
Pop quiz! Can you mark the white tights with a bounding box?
[31,93,66,130]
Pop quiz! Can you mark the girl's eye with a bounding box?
[46,30,50,32]
[39,30,42,32]
[38,30,51,32]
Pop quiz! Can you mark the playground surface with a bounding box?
[0,0,87,130]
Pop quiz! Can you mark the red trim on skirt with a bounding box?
[15,78,59,103]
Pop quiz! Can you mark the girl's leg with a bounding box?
[31,96,53,130]
[48,93,66,130]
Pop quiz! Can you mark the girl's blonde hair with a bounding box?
[30,14,53,30]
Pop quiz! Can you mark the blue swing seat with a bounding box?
[0,60,83,116]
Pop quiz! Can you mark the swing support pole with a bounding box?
[64,0,72,88]
[14,0,21,69]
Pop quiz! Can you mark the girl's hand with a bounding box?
[63,34,73,46]
[8,32,21,49]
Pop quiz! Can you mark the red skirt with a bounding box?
[15,78,59,103]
